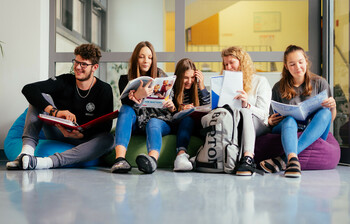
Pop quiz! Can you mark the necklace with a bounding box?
[76,77,95,99]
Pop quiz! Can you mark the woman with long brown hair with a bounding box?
[172,58,210,171]
[260,45,337,178]
[111,41,176,174]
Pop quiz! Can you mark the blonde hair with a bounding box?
[221,46,255,93]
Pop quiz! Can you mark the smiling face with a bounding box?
[138,46,153,75]
[223,55,240,72]
[285,50,307,82]
[183,69,195,90]
[73,55,97,82]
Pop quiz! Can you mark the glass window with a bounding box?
[56,0,107,52]
[92,12,100,45]
[106,0,175,52]
[72,0,84,35]
[333,0,349,147]
[185,0,309,52]
[56,0,61,20]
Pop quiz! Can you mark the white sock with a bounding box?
[36,157,53,169]
[21,145,35,156]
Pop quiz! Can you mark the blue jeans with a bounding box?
[176,116,195,153]
[272,108,332,156]
[115,105,171,153]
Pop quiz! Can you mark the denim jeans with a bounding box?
[176,116,195,153]
[272,108,332,156]
[115,105,171,153]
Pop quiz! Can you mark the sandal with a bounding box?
[284,157,301,178]
[236,156,264,176]
[259,154,287,173]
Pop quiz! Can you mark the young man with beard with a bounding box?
[6,44,114,170]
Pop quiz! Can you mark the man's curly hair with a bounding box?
[74,44,101,65]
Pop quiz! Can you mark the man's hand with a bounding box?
[56,124,84,139]
[56,110,77,123]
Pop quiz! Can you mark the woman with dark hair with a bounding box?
[260,45,337,178]
[111,41,176,174]
[172,58,210,171]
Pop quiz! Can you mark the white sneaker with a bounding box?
[173,153,193,171]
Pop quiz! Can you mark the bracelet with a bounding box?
[49,107,57,116]
[54,109,59,117]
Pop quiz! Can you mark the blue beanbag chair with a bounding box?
[4,108,99,167]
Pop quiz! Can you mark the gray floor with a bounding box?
[0,162,350,224]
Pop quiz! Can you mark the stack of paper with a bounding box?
[211,71,243,109]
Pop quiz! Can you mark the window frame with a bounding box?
[49,0,323,80]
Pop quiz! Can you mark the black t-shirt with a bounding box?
[22,73,113,138]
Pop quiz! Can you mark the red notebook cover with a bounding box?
[38,110,119,132]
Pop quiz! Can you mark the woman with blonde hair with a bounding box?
[221,46,271,176]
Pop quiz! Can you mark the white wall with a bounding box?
[0,0,49,149]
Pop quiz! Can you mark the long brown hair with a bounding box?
[173,58,199,110]
[280,45,313,100]
[128,41,158,80]
[221,46,254,93]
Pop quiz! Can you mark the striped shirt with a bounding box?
[182,86,210,106]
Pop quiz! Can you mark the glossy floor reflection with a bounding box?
[0,163,349,224]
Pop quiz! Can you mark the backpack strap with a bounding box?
[195,161,218,169]
[200,125,215,136]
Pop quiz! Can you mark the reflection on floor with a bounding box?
[0,163,350,224]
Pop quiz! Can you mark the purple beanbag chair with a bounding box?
[254,132,340,170]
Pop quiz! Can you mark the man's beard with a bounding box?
[76,70,93,82]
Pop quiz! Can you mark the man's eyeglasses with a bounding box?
[72,59,95,69]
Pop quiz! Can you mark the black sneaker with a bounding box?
[111,157,132,173]
[6,154,24,170]
[136,154,157,174]
[236,156,264,176]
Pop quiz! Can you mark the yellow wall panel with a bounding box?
[189,14,219,45]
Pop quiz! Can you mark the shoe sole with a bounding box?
[6,161,21,170]
[284,172,301,178]
[173,164,193,172]
[6,156,24,170]
[260,160,281,174]
[111,167,131,174]
[259,162,273,173]
[236,171,253,176]
[173,167,192,172]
